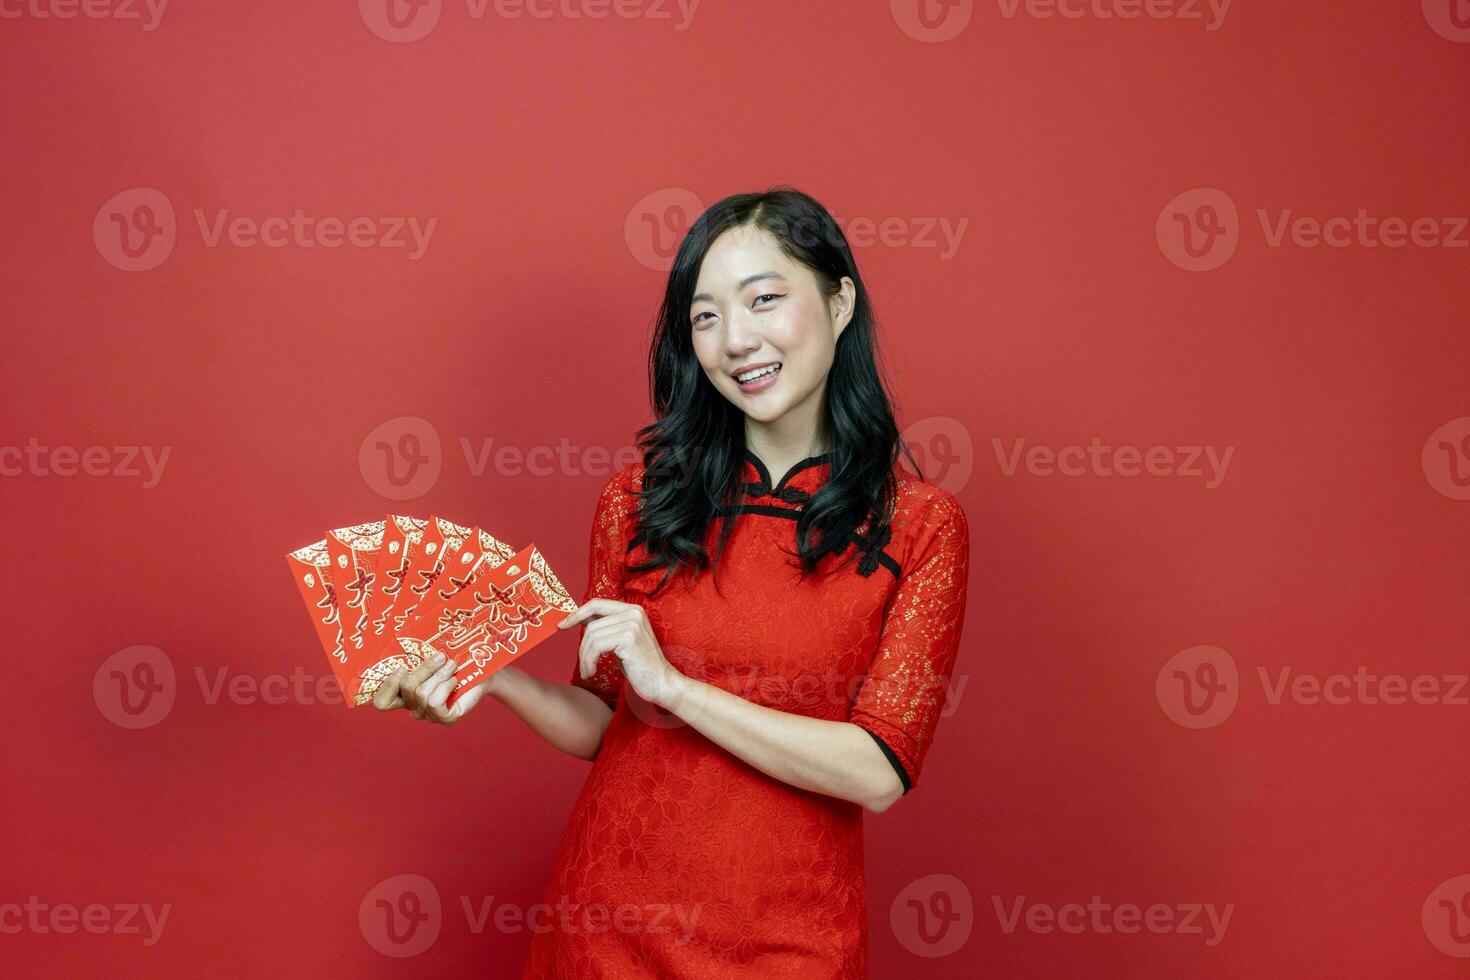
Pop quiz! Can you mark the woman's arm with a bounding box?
[561,600,907,813]
[661,673,907,813]
[371,652,613,762]
[485,664,613,761]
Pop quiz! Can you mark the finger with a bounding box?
[400,651,445,705]
[422,663,460,713]
[579,624,632,680]
[373,668,408,711]
[442,680,488,722]
[559,599,626,630]
[580,616,636,650]
[408,651,446,684]
[416,656,458,705]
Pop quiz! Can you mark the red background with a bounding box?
[3,1,1468,976]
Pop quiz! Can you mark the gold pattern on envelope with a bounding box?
[329,521,386,550]
[528,547,577,612]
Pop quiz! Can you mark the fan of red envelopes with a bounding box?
[286,517,577,709]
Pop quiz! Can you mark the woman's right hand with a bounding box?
[371,651,494,725]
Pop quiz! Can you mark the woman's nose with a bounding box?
[724,310,760,354]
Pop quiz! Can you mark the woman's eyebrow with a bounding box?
[691,272,786,304]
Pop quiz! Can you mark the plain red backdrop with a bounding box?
[2,0,1468,976]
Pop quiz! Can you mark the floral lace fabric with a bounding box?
[522,453,970,979]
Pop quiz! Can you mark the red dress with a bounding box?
[522,449,970,979]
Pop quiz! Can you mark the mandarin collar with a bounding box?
[741,448,835,501]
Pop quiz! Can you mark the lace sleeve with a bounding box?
[849,490,971,794]
[569,466,639,711]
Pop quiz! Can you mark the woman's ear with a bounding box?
[830,276,857,339]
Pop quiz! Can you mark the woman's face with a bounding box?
[689,224,854,428]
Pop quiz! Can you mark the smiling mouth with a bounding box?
[734,363,782,386]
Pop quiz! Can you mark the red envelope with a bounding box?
[386,516,475,634]
[289,518,574,710]
[395,543,577,706]
[357,525,518,690]
[285,538,349,692]
[324,520,386,659]
[364,514,430,642]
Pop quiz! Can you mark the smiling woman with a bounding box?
[374,187,971,978]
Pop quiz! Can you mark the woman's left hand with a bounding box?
[559,599,685,709]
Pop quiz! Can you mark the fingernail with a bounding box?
[432,651,445,662]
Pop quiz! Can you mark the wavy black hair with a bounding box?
[626,186,923,599]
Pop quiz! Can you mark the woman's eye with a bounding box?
[754,293,782,307]
[691,312,711,327]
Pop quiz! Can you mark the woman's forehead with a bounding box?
[696,228,803,291]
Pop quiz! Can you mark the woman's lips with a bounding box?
[735,363,782,393]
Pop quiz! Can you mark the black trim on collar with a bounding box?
[711,504,901,580]
[741,449,835,499]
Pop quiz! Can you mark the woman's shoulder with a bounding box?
[591,459,647,519]
[602,458,646,494]
[891,466,968,527]
[883,468,970,570]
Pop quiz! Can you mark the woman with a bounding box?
[373,187,971,978]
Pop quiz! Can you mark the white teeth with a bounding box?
[736,364,780,383]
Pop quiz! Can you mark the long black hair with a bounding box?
[626,186,923,598]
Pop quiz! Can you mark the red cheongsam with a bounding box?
[522,449,970,979]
